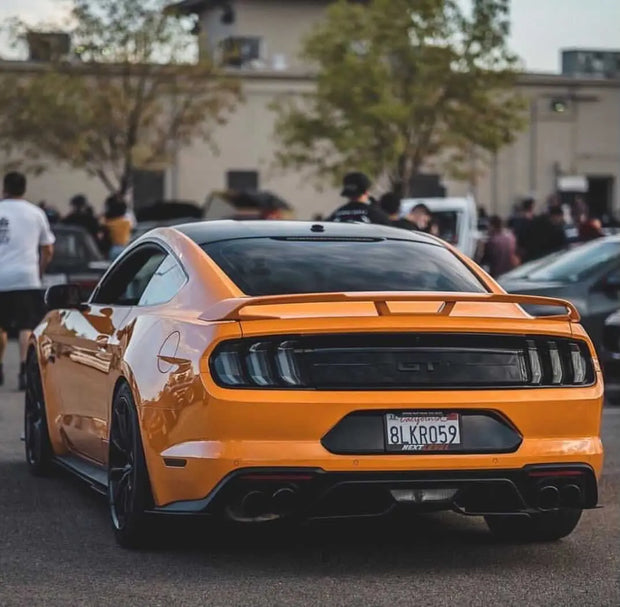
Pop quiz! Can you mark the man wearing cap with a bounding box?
[327,172,390,225]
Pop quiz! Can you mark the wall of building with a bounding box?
[472,76,620,217]
[1,67,618,222]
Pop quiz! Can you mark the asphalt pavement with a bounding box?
[0,341,618,607]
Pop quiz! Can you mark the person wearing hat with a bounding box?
[327,172,390,225]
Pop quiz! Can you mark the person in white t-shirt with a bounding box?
[0,172,55,390]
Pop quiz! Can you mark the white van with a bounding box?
[400,196,480,259]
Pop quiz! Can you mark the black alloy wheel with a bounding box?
[108,383,153,548]
[24,352,53,476]
[485,508,583,542]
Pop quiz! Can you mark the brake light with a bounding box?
[209,336,594,389]
[211,340,305,388]
[526,341,592,386]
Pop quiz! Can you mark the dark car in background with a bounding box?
[600,310,620,403]
[44,224,110,299]
[499,236,620,350]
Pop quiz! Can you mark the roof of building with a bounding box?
[168,0,329,15]
[173,220,438,245]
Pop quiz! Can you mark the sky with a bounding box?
[0,0,619,72]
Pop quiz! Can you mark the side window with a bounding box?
[138,254,187,306]
[92,246,166,305]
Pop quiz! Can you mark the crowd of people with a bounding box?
[40,192,134,260]
[482,196,605,277]
[326,172,607,279]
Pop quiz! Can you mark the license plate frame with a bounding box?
[384,411,462,453]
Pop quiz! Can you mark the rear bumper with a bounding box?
[150,464,599,520]
[140,379,605,507]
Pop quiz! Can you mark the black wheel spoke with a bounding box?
[109,394,138,532]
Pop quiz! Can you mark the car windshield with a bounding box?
[431,211,460,245]
[526,239,620,283]
[499,249,568,280]
[202,237,486,296]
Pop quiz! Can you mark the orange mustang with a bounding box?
[26,221,603,547]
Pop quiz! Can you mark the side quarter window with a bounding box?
[92,245,166,306]
[138,254,187,306]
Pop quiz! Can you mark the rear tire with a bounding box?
[485,508,582,542]
[24,352,54,476]
[108,383,154,549]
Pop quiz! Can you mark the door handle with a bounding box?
[96,335,110,348]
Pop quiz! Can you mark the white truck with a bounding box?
[400,196,481,260]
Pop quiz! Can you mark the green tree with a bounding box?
[0,0,240,196]
[273,0,525,195]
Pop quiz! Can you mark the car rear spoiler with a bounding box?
[200,292,580,322]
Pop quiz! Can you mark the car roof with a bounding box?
[173,220,440,246]
[52,223,89,234]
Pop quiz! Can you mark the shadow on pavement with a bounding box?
[0,458,593,580]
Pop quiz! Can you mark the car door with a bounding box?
[54,244,167,463]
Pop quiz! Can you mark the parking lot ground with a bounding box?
[0,342,618,607]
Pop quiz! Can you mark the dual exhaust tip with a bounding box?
[239,487,299,519]
[537,484,582,510]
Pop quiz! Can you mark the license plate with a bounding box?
[385,412,461,452]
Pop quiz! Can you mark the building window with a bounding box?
[219,36,263,67]
[227,170,259,192]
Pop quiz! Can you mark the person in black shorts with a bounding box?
[327,172,390,225]
[0,172,55,389]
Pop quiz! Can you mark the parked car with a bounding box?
[600,310,620,403]
[499,236,620,349]
[400,196,480,259]
[28,221,602,548]
[204,190,295,220]
[44,225,110,299]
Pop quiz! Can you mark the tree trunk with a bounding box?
[395,154,415,198]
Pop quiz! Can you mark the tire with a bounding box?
[485,508,583,542]
[24,352,54,476]
[108,383,154,549]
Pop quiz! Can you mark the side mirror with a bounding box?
[45,284,86,311]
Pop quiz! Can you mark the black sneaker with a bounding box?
[18,370,26,391]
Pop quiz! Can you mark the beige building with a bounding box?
[1,0,619,220]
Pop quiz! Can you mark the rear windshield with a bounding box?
[202,238,486,296]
